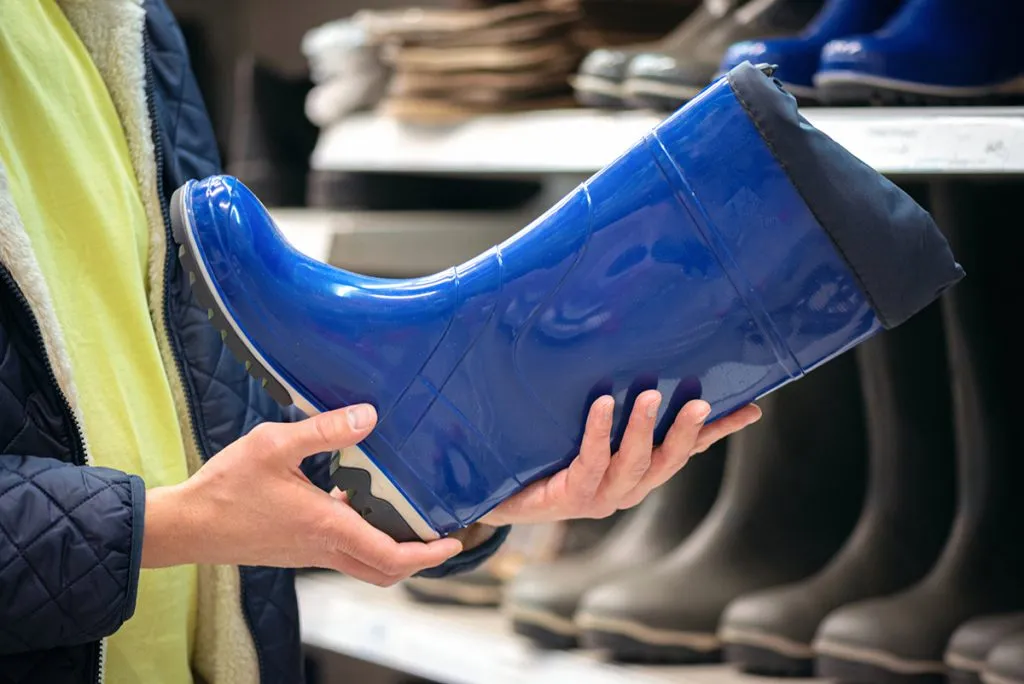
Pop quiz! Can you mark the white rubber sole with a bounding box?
[815,638,947,675]
[814,71,1024,98]
[505,604,581,637]
[623,78,704,105]
[719,626,815,659]
[575,612,721,651]
[403,575,502,605]
[946,650,986,675]
[985,671,1024,684]
[570,74,626,99]
[335,447,440,541]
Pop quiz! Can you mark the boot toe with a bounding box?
[576,571,725,641]
[575,575,722,660]
[816,36,973,89]
[947,614,1024,676]
[721,584,819,655]
[506,564,588,622]
[627,52,716,91]
[816,36,903,81]
[814,595,949,674]
[985,633,1024,684]
[578,48,635,84]
[403,567,502,606]
[720,38,820,92]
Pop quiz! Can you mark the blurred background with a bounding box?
[166,1,1024,682]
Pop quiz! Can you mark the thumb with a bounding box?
[259,405,378,465]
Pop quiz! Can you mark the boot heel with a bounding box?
[330,447,440,542]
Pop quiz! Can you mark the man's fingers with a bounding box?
[321,502,462,576]
[690,404,762,455]
[250,405,378,465]
[328,535,461,586]
[660,400,711,464]
[564,396,615,502]
[328,554,404,587]
[597,391,660,505]
[619,399,711,508]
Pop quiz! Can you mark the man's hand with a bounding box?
[481,392,761,526]
[142,405,462,586]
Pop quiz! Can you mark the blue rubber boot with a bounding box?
[171,63,962,542]
[814,0,1024,105]
[718,0,903,101]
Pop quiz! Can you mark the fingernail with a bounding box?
[694,401,712,423]
[600,396,615,424]
[646,395,662,419]
[347,405,373,431]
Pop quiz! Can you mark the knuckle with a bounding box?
[572,489,596,511]
[628,457,652,477]
[377,558,401,576]
[314,524,351,559]
[248,423,283,454]
[314,412,346,446]
[371,546,404,576]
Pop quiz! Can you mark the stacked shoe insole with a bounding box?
[299,12,544,211]
[301,18,390,129]
[353,0,583,121]
[573,0,701,52]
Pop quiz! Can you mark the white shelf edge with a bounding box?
[310,107,1024,176]
[297,573,829,684]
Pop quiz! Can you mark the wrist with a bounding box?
[141,483,202,568]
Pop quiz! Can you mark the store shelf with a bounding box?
[311,107,1024,177]
[271,208,529,274]
[270,209,337,263]
[297,573,830,684]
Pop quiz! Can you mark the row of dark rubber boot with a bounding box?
[494,184,1024,684]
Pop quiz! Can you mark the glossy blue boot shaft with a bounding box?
[176,63,962,537]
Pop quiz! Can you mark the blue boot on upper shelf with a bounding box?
[171,63,963,542]
[814,0,1024,105]
[718,0,904,102]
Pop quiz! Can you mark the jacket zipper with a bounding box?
[142,34,265,683]
[0,266,105,682]
[142,36,205,467]
[0,270,88,462]
[0,30,230,684]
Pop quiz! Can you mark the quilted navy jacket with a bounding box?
[0,2,504,682]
